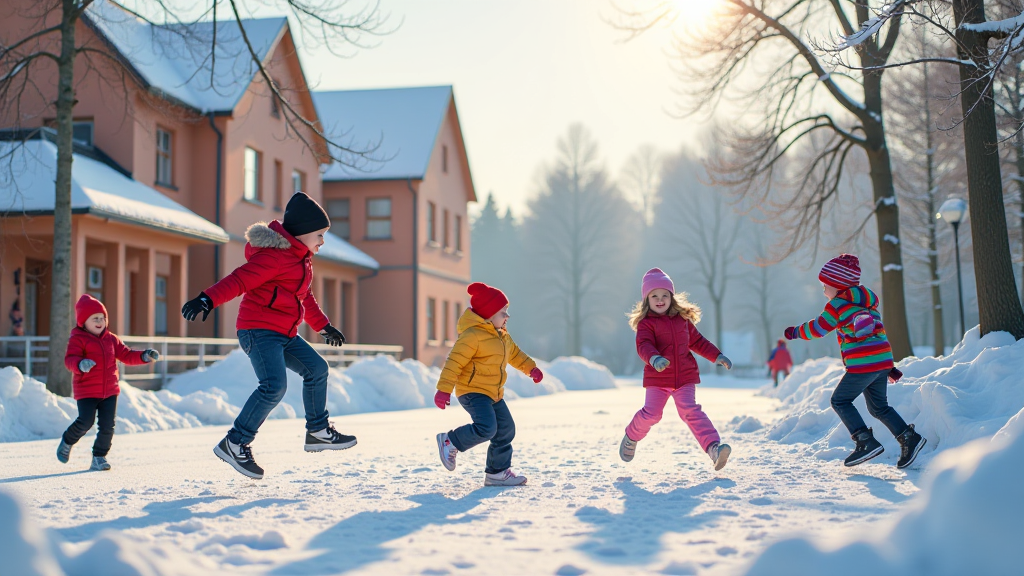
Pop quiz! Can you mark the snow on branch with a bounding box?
[960,12,1024,36]
[835,1,908,51]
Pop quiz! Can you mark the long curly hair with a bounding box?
[627,292,702,331]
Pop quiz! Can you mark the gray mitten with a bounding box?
[78,359,96,373]
[650,355,670,372]
[142,349,160,363]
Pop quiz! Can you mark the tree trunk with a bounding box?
[712,293,724,374]
[924,62,946,357]
[46,0,78,396]
[570,166,582,357]
[1013,130,1024,310]
[953,0,1024,339]
[862,62,913,360]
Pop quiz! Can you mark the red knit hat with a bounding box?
[75,294,107,327]
[819,254,861,289]
[468,282,509,320]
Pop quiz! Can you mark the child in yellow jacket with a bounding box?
[434,282,543,486]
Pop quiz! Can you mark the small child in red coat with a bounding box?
[620,268,734,470]
[57,294,159,470]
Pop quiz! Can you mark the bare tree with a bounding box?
[886,27,968,355]
[0,0,385,394]
[656,149,742,360]
[615,0,915,359]
[993,0,1024,307]
[829,0,1024,339]
[522,124,641,357]
[620,144,662,226]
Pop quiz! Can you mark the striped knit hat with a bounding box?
[819,254,861,289]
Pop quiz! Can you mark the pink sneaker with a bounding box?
[484,468,527,486]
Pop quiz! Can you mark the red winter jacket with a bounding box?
[204,220,330,338]
[64,327,147,400]
[767,343,793,372]
[636,312,722,388]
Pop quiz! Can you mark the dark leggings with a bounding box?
[831,370,908,437]
[62,395,118,457]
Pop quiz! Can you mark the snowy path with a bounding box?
[0,386,921,576]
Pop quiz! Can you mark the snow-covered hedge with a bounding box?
[759,327,1024,466]
[0,353,619,442]
[744,407,1024,576]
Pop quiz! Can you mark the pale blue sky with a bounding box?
[297,0,714,215]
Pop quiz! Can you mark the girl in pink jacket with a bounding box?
[620,268,734,470]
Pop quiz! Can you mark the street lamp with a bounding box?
[937,197,968,338]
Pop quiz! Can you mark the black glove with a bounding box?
[320,324,346,347]
[182,292,212,322]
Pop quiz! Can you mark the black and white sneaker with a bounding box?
[214,436,264,479]
[896,424,926,469]
[304,423,357,452]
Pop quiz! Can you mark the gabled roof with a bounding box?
[0,140,229,243]
[313,86,458,181]
[317,231,379,270]
[83,0,286,113]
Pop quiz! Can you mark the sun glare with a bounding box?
[672,0,724,29]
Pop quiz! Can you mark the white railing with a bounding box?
[0,336,402,389]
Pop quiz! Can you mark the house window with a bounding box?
[443,209,450,250]
[87,266,103,301]
[426,298,437,342]
[442,144,448,173]
[326,199,350,240]
[154,276,168,335]
[427,201,437,244]
[156,128,173,186]
[366,198,392,239]
[455,215,463,253]
[73,120,94,146]
[274,160,283,210]
[292,169,305,194]
[443,300,450,342]
[244,147,261,202]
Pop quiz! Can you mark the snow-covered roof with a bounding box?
[316,231,379,270]
[83,0,285,113]
[0,140,229,243]
[313,86,453,181]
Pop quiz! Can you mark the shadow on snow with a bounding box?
[271,488,497,575]
[574,477,738,565]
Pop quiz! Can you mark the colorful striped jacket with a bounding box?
[790,285,894,374]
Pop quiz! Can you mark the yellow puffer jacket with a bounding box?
[436,308,537,402]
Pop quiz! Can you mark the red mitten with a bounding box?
[530,367,544,383]
[434,390,450,410]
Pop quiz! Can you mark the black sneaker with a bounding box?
[304,423,357,452]
[213,436,264,479]
[844,428,884,467]
[896,424,926,469]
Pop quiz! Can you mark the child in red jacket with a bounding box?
[182,192,351,480]
[57,294,159,471]
[620,268,734,470]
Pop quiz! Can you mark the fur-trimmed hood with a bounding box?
[245,221,294,249]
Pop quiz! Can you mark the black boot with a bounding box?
[844,428,883,467]
[896,424,926,469]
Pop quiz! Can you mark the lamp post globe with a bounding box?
[936,197,968,339]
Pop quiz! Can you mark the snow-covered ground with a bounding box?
[1,328,1021,575]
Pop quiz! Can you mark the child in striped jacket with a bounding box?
[784,254,926,469]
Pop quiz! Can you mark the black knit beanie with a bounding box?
[283,192,331,237]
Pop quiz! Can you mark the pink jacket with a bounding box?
[636,312,721,388]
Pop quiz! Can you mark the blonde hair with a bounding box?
[627,292,702,331]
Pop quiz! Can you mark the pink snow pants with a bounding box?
[625,384,720,451]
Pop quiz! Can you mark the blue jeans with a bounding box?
[831,369,908,437]
[447,393,516,474]
[228,329,330,445]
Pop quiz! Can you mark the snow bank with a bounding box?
[0,489,63,576]
[2,351,620,442]
[744,408,1024,576]
[543,356,617,391]
[760,327,1024,466]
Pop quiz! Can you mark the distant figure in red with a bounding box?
[767,339,792,387]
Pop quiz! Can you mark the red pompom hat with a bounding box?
[819,254,861,289]
[468,282,509,320]
[75,294,108,327]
